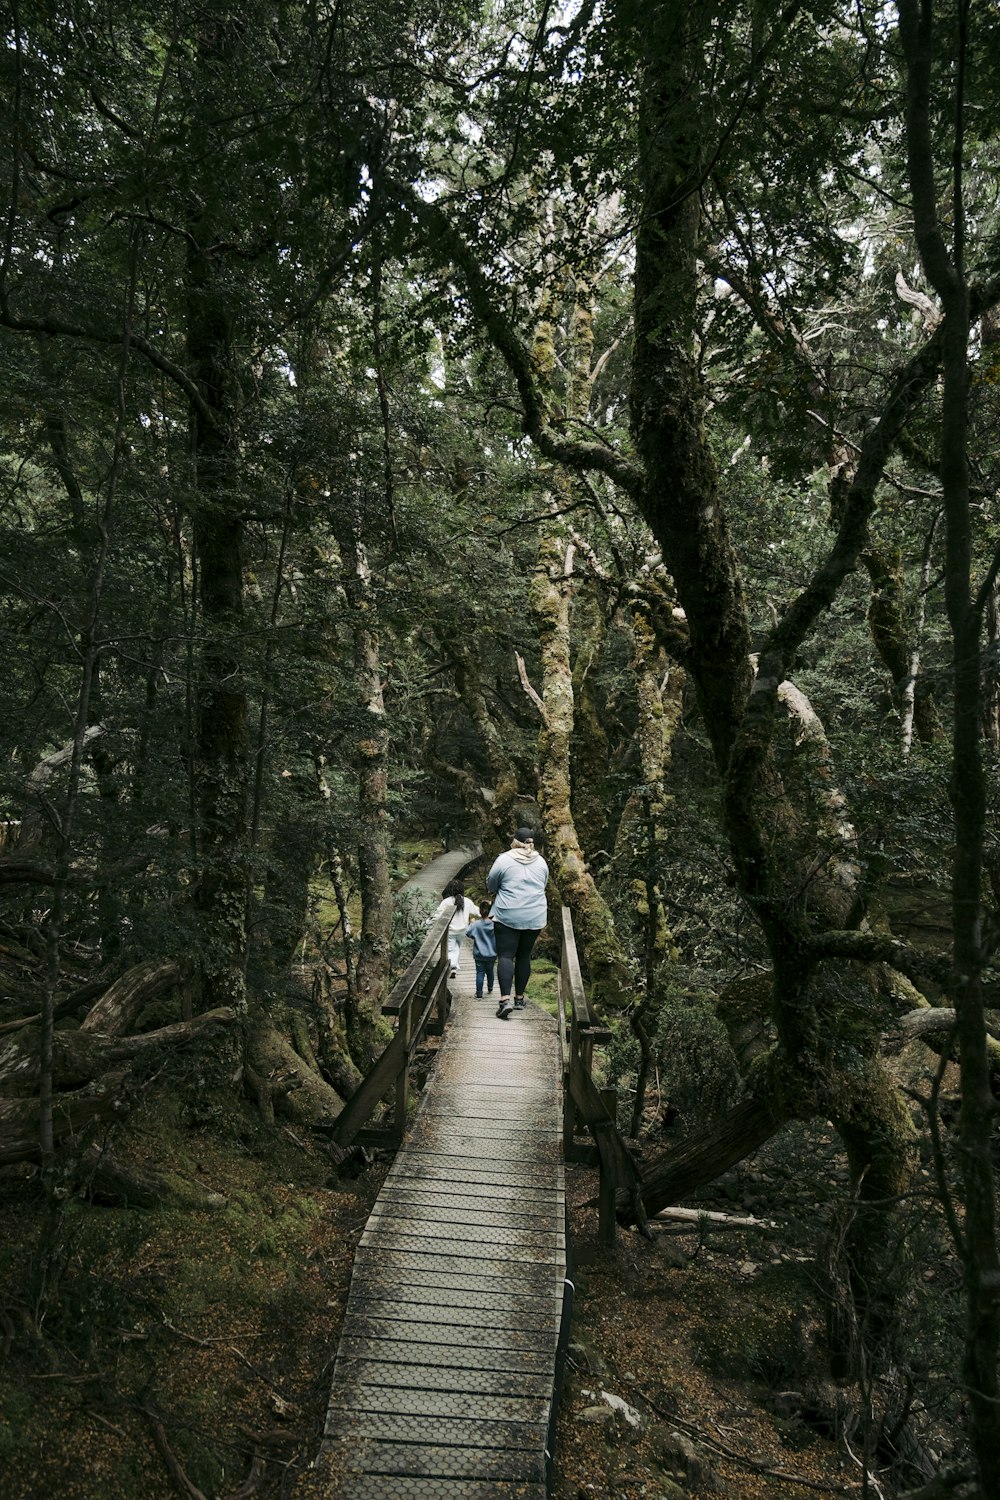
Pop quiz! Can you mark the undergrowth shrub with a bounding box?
[652,983,741,1129]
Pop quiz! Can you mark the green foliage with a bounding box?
[652,984,742,1129]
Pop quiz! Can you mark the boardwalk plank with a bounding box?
[373,1189,563,1225]
[317,944,565,1493]
[323,1410,547,1449]
[330,1357,555,1396]
[326,1386,550,1423]
[326,1437,546,1482]
[320,1478,546,1499]
[360,1215,564,1250]
[351,1245,559,1282]
[336,1336,553,1373]
[342,1312,557,1353]
[344,1306,561,1342]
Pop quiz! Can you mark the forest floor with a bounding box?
[0,845,959,1498]
[554,1145,865,1500]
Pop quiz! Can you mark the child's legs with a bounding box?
[481,957,495,991]
[474,956,489,994]
[447,933,462,970]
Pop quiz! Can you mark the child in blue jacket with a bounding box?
[466,903,497,998]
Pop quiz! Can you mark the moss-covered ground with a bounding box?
[0,1089,389,1500]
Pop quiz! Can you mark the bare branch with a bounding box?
[514,650,549,725]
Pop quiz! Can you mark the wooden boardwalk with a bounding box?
[318,944,566,1498]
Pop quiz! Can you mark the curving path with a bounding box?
[316,906,566,1498]
[396,842,484,906]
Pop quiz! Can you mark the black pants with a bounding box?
[494,921,541,997]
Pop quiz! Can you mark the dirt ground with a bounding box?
[553,1158,861,1500]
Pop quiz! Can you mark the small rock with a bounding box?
[599,1388,644,1430]
[739,1260,759,1276]
[577,1405,617,1432]
[650,1425,717,1489]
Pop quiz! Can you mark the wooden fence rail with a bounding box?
[556,905,649,1245]
[329,910,451,1153]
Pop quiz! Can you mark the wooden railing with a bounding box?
[328,899,648,1244]
[329,909,452,1152]
[556,905,649,1245]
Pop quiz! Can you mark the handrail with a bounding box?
[557,905,649,1245]
[330,910,452,1152]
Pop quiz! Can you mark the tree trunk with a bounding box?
[332,499,392,1065]
[570,585,611,859]
[898,6,1000,1484]
[451,644,520,855]
[638,1094,785,1217]
[185,14,250,1014]
[623,10,919,1377]
[528,269,633,1011]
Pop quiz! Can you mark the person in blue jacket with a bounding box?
[466,903,497,998]
[486,826,549,1020]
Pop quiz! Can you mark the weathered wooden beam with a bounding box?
[558,906,592,1027]
[332,943,450,1151]
[380,911,451,1018]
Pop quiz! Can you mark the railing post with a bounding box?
[436,924,450,1031]
[559,967,576,1159]
[394,989,412,1138]
[580,1030,594,1085]
[560,903,632,1245]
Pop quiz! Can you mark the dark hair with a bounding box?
[443,878,465,913]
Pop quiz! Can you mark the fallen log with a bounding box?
[0,1005,234,1093]
[651,1206,778,1229]
[0,979,110,1036]
[80,959,182,1037]
[0,1073,130,1165]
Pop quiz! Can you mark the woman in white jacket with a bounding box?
[431,879,481,976]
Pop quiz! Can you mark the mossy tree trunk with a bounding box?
[528,276,634,1012]
[530,527,633,1011]
[332,496,392,1066]
[615,613,684,1134]
[450,641,521,856]
[625,8,918,1372]
[570,585,611,860]
[864,541,942,748]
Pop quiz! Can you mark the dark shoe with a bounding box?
[475,991,483,999]
[497,998,514,1020]
[513,996,526,1009]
